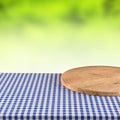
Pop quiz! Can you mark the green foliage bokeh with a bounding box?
[0,0,120,28]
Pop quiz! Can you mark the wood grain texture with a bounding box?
[61,66,120,96]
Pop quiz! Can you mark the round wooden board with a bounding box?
[61,66,120,96]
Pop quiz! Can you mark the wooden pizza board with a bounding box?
[61,66,120,96]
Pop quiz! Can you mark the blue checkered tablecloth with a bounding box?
[0,73,120,120]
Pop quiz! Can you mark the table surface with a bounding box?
[0,73,120,120]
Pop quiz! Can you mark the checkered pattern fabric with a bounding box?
[0,73,120,120]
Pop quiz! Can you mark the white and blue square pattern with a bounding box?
[0,73,120,120]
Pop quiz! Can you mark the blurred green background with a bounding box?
[0,0,120,72]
